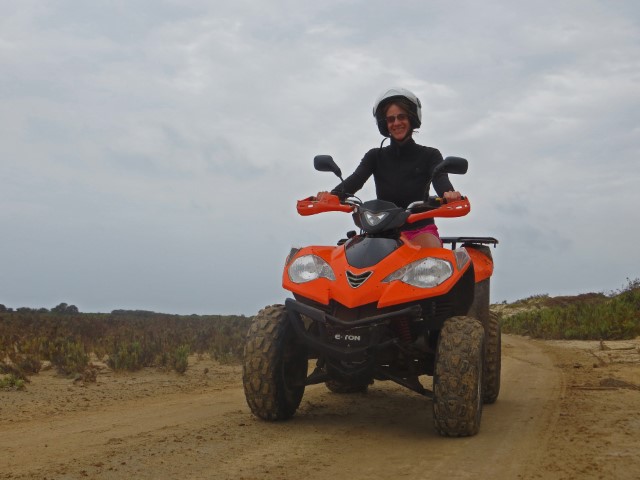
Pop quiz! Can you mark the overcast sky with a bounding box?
[1,0,639,315]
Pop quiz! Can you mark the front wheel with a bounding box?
[433,316,485,437]
[243,304,308,420]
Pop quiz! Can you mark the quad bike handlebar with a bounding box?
[296,192,470,223]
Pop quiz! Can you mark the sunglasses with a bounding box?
[385,113,409,124]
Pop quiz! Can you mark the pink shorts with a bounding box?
[402,224,442,244]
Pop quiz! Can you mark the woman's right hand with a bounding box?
[443,190,462,203]
[330,189,348,201]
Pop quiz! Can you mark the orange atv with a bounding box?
[243,155,500,437]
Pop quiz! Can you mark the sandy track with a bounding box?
[1,334,639,480]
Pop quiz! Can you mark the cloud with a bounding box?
[1,1,639,313]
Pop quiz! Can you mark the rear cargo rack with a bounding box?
[441,237,499,250]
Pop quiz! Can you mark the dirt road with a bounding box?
[1,334,639,480]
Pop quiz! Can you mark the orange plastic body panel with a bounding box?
[282,242,472,309]
[297,192,353,216]
[467,247,494,283]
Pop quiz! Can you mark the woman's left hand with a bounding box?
[443,191,462,203]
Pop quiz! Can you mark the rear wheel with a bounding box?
[468,277,491,323]
[433,316,484,437]
[243,305,307,420]
[467,272,502,404]
[483,311,501,404]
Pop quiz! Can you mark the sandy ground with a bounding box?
[1,334,639,480]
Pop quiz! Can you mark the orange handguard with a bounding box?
[296,191,354,216]
[406,198,471,224]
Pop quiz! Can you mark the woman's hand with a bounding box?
[443,191,462,203]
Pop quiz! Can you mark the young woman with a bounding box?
[332,87,462,248]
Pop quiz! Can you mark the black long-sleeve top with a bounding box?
[333,138,454,229]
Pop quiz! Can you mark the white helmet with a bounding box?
[372,87,422,137]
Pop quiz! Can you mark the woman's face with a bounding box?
[385,103,411,142]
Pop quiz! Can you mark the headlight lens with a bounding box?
[288,254,336,283]
[363,211,388,226]
[382,257,453,288]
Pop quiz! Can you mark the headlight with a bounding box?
[288,254,336,283]
[363,211,388,226]
[382,257,453,288]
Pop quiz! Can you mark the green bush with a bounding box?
[0,361,28,380]
[46,339,89,375]
[108,341,145,371]
[173,345,190,374]
[0,374,26,390]
[501,279,640,340]
[16,354,42,375]
[0,310,252,374]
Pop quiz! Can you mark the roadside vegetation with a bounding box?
[497,279,640,340]
[0,305,252,384]
[2,279,638,388]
